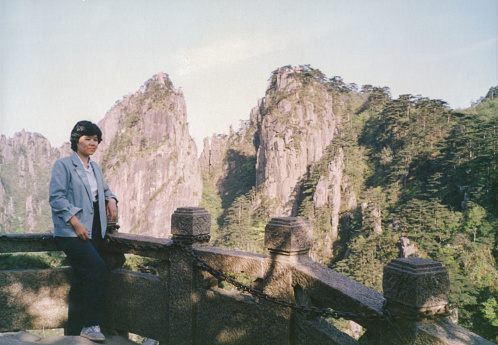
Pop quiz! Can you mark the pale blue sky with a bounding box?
[1,0,497,149]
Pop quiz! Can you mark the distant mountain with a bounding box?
[0,130,70,233]
[93,72,202,237]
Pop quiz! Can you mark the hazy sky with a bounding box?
[1,0,497,150]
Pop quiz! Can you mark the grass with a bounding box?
[123,254,161,275]
[0,252,68,270]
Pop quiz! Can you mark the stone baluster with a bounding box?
[383,257,450,317]
[263,217,313,344]
[171,207,211,246]
[168,207,211,345]
[264,217,313,262]
[361,257,452,344]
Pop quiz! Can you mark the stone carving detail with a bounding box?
[264,217,313,255]
[383,257,449,315]
[171,207,211,237]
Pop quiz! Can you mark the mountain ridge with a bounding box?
[2,67,497,339]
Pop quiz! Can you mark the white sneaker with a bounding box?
[80,325,106,342]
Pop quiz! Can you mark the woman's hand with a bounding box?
[69,216,90,241]
[106,198,118,222]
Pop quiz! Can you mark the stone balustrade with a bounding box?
[0,207,494,345]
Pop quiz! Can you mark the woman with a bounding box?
[49,120,118,342]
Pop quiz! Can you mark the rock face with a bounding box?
[313,148,344,239]
[253,67,340,216]
[199,133,230,192]
[0,130,70,233]
[198,67,360,249]
[199,122,256,201]
[93,72,202,237]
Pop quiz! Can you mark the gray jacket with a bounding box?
[49,152,117,238]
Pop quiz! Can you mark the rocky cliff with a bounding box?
[253,67,340,216]
[93,72,202,237]
[199,66,362,255]
[0,130,70,233]
[199,122,257,204]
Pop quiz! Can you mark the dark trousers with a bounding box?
[56,202,107,335]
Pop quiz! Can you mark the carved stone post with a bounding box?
[263,217,313,344]
[383,257,450,317]
[171,207,211,246]
[169,207,211,345]
[264,217,313,261]
[361,257,451,344]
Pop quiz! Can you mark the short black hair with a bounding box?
[70,121,102,152]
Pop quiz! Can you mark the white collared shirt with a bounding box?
[77,155,98,202]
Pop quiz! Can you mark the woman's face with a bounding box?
[77,135,99,157]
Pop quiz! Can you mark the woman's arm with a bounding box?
[49,160,82,223]
[69,215,90,240]
[106,198,118,222]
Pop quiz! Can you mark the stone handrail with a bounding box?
[0,207,494,345]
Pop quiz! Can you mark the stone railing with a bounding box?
[0,207,494,345]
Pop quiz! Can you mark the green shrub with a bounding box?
[0,252,68,270]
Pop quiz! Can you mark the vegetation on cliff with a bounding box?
[205,66,498,340]
[331,85,498,340]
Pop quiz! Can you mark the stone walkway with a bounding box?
[0,332,139,345]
